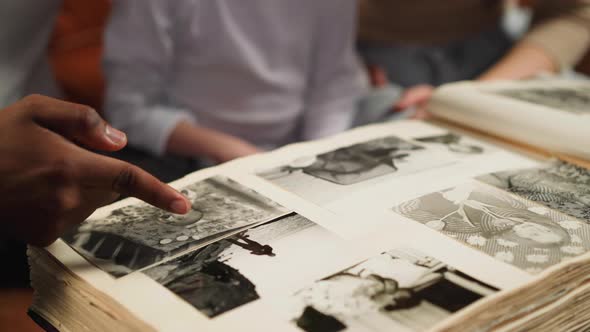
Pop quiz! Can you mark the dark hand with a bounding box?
[0,95,190,246]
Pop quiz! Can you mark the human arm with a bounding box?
[166,121,260,163]
[104,0,259,162]
[0,95,189,246]
[302,0,367,140]
[398,1,590,111]
[479,0,590,80]
[103,0,193,156]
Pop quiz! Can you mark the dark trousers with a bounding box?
[357,25,513,87]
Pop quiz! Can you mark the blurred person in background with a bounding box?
[0,0,187,296]
[0,1,187,326]
[49,0,111,111]
[0,1,62,108]
[0,0,63,291]
[357,0,590,117]
[103,0,365,170]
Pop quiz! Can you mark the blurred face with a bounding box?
[513,222,563,244]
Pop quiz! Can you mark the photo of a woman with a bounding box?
[394,182,590,272]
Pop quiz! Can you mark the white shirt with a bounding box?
[0,0,61,107]
[104,0,366,156]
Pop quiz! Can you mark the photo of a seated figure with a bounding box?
[394,182,590,273]
[63,176,287,277]
[495,87,590,114]
[291,248,496,332]
[262,136,423,186]
[259,134,488,207]
[303,136,424,185]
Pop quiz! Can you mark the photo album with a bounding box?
[28,79,590,332]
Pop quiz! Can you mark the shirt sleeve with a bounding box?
[301,0,368,141]
[103,0,196,156]
[522,0,590,69]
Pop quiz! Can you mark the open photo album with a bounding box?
[28,79,590,332]
[430,78,590,161]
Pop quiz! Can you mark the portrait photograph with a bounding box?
[394,182,590,273]
[478,160,590,223]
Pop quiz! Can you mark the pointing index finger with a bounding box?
[78,151,190,214]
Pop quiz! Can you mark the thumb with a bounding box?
[23,94,127,151]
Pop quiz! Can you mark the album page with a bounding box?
[42,120,590,332]
[429,79,590,161]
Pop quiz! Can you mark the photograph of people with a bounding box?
[394,183,590,272]
[64,176,286,276]
[292,249,494,332]
[479,160,590,223]
[261,136,423,186]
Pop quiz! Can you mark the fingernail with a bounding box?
[170,199,189,214]
[105,125,127,145]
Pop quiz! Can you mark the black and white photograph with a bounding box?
[394,182,590,273]
[261,136,424,186]
[258,134,480,206]
[478,160,590,223]
[413,132,487,155]
[143,214,341,318]
[290,248,496,332]
[62,176,288,277]
[495,87,590,114]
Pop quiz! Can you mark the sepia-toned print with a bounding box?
[290,248,495,332]
[394,182,590,273]
[63,176,287,277]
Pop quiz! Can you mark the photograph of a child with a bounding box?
[291,248,495,332]
[144,214,331,318]
[259,134,479,206]
[495,87,590,114]
[394,182,590,273]
[478,160,590,223]
[63,176,287,277]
